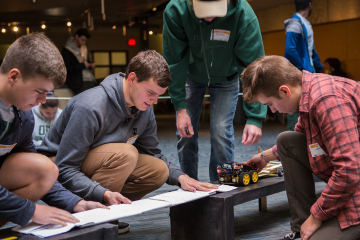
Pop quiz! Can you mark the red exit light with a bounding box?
[128,39,136,46]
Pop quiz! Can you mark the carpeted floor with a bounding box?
[1,117,326,239]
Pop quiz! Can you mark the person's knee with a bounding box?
[114,144,139,169]
[153,160,169,187]
[36,154,59,184]
[276,131,293,147]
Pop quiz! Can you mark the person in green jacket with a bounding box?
[163,0,267,181]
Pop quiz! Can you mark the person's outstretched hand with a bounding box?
[243,153,267,172]
[32,204,79,226]
[103,191,131,205]
[176,109,194,138]
[178,175,218,192]
[73,200,108,212]
[242,124,262,145]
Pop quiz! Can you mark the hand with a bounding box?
[91,62,96,69]
[178,175,218,192]
[103,191,131,205]
[31,204,79,226]
[300,214,322,240]
[242,124,262,145]
[73,200,108,212]
[243,153,267,172]
[176,109,194,138]
[84,61,91,68]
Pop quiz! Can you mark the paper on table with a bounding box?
[12,185,237,237]
[12,200,171,237]
[149,189,214,206]
[12,222,76,238]
[128,199,171,213]
[215,184,238,192]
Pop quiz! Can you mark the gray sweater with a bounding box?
[38,73,184,202]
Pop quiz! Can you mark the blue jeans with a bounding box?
[176,75,240,181]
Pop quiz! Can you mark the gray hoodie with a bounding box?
[37,73,184,202]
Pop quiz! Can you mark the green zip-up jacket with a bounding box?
[163,0,267,127]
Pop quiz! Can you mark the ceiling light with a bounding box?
[152,7,157,11]
[67,21,72,27]
[41,24,46,29]
[149,31,153,35]
[112,25,116,29]
[13,26,18,32]
[1,28,6,33]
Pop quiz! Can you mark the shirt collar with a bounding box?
[299,70,312,113]
[125,105,140,119]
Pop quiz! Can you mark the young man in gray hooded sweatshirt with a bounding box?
[38,50,217,230]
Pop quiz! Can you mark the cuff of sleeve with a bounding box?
[92,185,108,203]
[168,169,185,186]
[18,200,36,226]
[310,201,332,222]
[246,118,263,128]
[174,101,187,112]
[65,195,83,213]
[272,145,280,160]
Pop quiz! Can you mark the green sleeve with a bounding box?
[234,18,267,128]
[162,11,190,111]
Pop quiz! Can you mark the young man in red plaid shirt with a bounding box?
[242,55,360,240]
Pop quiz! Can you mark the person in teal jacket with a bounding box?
[163,0,267,181]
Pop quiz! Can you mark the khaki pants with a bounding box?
[51,143,169,201]
[277,131,360,239]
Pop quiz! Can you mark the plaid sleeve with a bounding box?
[294,114,306,134]
[310,94,360,221]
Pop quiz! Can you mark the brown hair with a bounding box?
[40,94,60,109]
[241,55,302,103]
[0,33,66,88]
[125,50,171,88]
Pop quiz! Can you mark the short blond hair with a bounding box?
[0,33,66,88]
[241,55,302,103]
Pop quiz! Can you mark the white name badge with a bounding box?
[126,135,138,145]
[0,143,17,156]
[210,29,230,42]
[309,143,326,157]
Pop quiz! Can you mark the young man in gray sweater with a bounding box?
[38,50,217,232]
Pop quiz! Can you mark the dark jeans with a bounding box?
[176,75,239,181]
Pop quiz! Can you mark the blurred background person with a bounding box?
[62,28,97,95]
[284,0,323,131]
[324,58,348,78]
[32,93,62,148]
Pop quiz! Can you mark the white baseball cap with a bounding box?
[192,0,228,18]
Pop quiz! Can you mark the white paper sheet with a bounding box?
[12,185,237,237]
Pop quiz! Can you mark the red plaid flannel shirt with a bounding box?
[273,71,360,229]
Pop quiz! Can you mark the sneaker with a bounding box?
[281,231,300,240]
[117,222,130,234]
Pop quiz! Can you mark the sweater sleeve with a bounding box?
[163,10,190,111]
[312,46,323,73]
[0,186,36,226]
[41,181,82,213]
[134,110,184,185]
[51,106,108,203]
[235,18,267,127]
